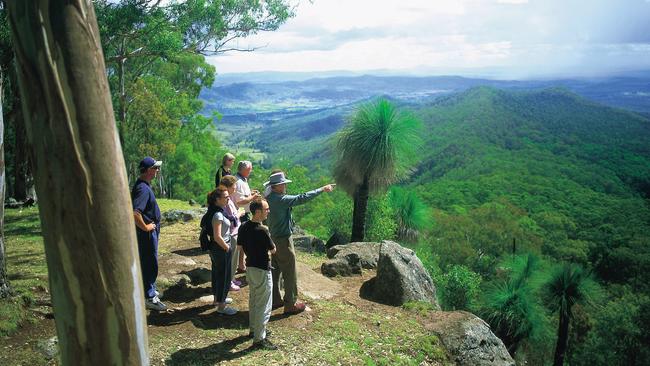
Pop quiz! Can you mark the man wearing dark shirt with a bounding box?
[238,199,277,350]
[132,156,167,311]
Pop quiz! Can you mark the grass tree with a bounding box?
[333,98,422,242]
[388,186,431,242]
[481,254,551,355]
[543,263,600,366]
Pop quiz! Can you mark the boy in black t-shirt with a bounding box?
[238,199,277,350]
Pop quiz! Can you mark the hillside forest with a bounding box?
[1,1,650,366]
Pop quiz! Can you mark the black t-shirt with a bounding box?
[238,221,275,270]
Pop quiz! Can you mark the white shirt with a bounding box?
[233,174,252,213]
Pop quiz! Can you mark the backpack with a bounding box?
[199,207,218,251]
[199,226,211,251]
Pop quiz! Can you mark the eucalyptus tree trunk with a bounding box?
[6,2,149,365]
[351,176,369,242]
[0,73,10,298]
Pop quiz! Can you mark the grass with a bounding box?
[157,198,198,212]
[1,206,47,337]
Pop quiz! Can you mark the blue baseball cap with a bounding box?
[139,156,162,171]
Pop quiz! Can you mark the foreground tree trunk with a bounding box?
[351,175,370,242]
[6,2,149,364]
[0,73,10,298]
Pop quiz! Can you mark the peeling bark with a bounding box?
[6,1,149,364]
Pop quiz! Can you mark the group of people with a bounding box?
[131,154,334,350]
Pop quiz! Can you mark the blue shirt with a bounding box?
[131,179,161,232]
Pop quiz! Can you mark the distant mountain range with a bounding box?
[200,73,650,119]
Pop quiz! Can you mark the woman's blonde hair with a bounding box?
[221,153,235,166]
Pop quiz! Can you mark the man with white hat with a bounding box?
[264,171,334,314]
[132,156,167,311]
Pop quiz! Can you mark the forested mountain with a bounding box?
[409,87,650,283]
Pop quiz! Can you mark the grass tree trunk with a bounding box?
[0,73,10,299]
[6,2,149,365]
[553,312,570,366]
[351,175,370,242]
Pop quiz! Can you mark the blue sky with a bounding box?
[208,0,650,78]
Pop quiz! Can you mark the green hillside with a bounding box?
[400,87,650,364]
[272,86,650,365]
[408,87,650,281]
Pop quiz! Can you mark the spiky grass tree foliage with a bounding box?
[543,263,601,366]
[388,187,431,242]
[333,98,422,242]
[481,254,551,355]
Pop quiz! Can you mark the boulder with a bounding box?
[292,225,306,235]
[35,336,58,361]
[321,256,362,277]
[326,232,349,249]
[360,240,440,308]
[162,253,197,267]
[293,234,326,253]
[5,197,21,209]
[157,274,192,289]
[326,242,381,269]
[426,311,515,366]
[162,209,202,224]
[181,268,211,285]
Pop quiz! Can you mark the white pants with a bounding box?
[247,267,272,341]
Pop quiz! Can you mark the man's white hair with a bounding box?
[238,160,252,171]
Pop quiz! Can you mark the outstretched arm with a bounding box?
[282,184,335,207]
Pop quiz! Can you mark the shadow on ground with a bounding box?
[166,334,255,365]
[172,248,204,257]
[147,304,213,327]
[181,268,211,286]
[161,285,210,304]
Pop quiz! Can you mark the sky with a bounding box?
[208,0,650,79]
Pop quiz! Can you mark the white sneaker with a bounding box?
[216,306,238,316]
[145,296,167,311]
[154,290,162,299]
[212,297,233,305]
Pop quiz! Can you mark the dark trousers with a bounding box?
[136,229,159,299]
[209,243,233,303]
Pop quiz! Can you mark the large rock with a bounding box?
[321,256,362,277]
[326,242,381,269]
[162,253,197,267]
[326,232,349,249]
[162,209,204,224]
[321,242,381,277]
[360,240,440,307]
[426,311,515,366]
[35,336,59,361]
[293,234,326,253]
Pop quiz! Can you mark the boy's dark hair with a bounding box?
[249,198,266,215]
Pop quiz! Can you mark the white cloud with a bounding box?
[209,0,650,77]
